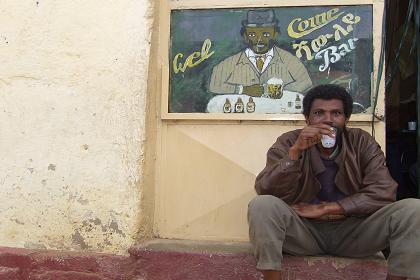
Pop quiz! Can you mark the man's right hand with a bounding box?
[243,84,264,97]
[289,124,335,160]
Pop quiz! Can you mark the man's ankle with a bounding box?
[262,270,282,280]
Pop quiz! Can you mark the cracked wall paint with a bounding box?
[0,0,153,254]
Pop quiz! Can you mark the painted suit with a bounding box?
[208,46,313,94]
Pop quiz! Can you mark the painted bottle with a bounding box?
[223,98,231,113]
[295,94,302,110]
[246,97,255,113]
[235,97,244,113]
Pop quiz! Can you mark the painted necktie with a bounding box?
[256,56,265,72]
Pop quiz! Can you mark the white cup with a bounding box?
[321,127,337,148]
[408,121,417,131]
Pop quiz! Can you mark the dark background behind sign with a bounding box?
[169,5,373,113]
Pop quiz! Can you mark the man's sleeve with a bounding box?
[208,59,237,94]
[283,55,313,92]
[337,136,397,215]
[255,136,303,204]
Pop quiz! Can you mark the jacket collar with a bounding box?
[271,45,285,64]
[237,45,284,65]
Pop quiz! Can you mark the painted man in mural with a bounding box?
[248,84,420,280]
[208,9,312,97]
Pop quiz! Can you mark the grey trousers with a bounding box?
[248,195,420,278]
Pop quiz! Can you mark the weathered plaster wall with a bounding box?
[0,0,153,253]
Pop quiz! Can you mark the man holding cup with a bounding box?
[248,84,420,280]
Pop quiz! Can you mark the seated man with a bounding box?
[248,84,420,280]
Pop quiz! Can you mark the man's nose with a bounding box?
[323,113,333,124]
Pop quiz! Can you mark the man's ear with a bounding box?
[305,116,309,125]
[345,117,350,125]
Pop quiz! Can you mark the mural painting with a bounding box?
[169,5,373,115]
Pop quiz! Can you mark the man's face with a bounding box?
[243,26,278,54]
[305,99,348,129]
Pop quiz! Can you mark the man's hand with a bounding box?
[291,202,344,219]
[243,84,264,97]
[289,124,335,160]
[291,203,327,219]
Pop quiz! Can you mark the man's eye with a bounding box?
[334,111,343,116]
[313,111,321,115]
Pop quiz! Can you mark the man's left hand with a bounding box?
[291,203,327,219]
[291,202,344,219]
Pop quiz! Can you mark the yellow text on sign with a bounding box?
[287,8,344,39]
[173,39,215,74]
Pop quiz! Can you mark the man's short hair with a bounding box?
[302,84,353,119]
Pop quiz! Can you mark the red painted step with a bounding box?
[128,239,388,280]
[0,266,21,279]
[0,239,388,280]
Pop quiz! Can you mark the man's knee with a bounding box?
[248,195,291,220]
[396,198,420,215]
[389,198,420,227]
[394,198,420,212]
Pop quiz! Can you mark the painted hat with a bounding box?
[242,9,278,27]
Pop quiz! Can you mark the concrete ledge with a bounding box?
[129,238,253,254]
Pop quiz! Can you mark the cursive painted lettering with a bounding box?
[311,34,332,53]
[173,38,215,74]
[292,12,361,61]
[315,38,358,71]
[287,8,344,38]
[293,41,314,60]
[333,24,351,41]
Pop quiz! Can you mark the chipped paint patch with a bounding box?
[72,230,89,250]
[109,220,126,237]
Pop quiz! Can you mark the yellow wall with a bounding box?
[0,0,153,253]
[154,122,384,241]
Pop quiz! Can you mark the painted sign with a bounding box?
[169,5,373,114]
